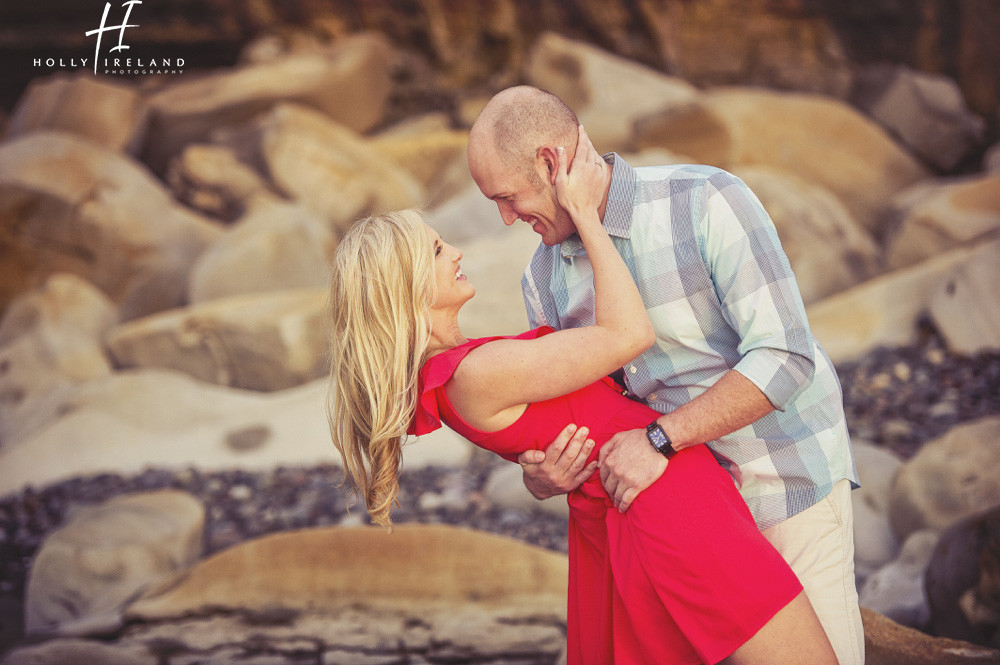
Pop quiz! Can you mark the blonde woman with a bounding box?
[328,127,836,665]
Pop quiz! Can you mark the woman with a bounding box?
[328,128,837,665]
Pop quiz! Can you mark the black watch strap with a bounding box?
[645,421,677,459]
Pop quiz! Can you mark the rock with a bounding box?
[4,72,146,153]
[806,238,1000,364]
[127,524,567,619]
[851,64,986,172]
[104,288,329,391]
[862,607,1000,665]
[0,132,222,320]
[141,33,397,172]
[483,463,569,519]
[371,113,472,207]
[928,238,1000,355]
[215,103,425,232]
[859,529,939,628]
[0,639,156,665]
[852,441,904,583]
[986,143,1000,172]
[187,200,336,303]
[0,274,117,447]
[884,172,1000,271]
[0,370,471,498]
[165,144,274,222]
[926,506,1000,649]
[426,184,510,244]
[632,87,929,235]
[25,490,204,637]
[890,417,1000,540]
[733,166,881,304]
[525,31,702,154]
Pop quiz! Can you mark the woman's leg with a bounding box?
[721,591,838,665]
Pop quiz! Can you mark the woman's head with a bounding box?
[327,209,439,529]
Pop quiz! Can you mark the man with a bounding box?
[467,85,864,664]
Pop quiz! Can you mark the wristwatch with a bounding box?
[645,421,678,459]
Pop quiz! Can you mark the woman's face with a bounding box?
[426,223,475,310]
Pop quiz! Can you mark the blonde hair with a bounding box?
[327,210,437,529]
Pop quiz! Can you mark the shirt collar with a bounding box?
[559,152,637,259]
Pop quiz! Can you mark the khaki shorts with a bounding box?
[762,479,866,665]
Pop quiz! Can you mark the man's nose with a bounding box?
[498,201,518,226]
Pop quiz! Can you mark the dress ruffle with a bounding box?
[407,326,554,436]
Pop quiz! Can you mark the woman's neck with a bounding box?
[426,313,467,358]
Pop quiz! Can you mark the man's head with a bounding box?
[468,86,584,246]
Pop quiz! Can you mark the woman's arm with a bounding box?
[448,127,654,429]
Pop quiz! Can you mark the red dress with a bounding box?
[409,328,802,665]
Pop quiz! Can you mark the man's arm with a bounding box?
[599,369,774,511]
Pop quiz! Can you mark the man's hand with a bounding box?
[517,424,597,500]
[599,427,668,512]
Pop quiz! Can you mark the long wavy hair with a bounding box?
[327,210,437,529]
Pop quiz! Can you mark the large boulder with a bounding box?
[187,200,336,304]
[4,72,146,153]
[806,238,1000,364]
[851,64,986,172]
[734,166,881,304]
[214,103,425,233]
[926,506,1000,649]
[525,31,702,154]
[632,87,929,235]
[104,288,329,391]
[862,607,1000,665]
[890,417,1000,540]
[0,132,222,320]
[0,274,117,447]
[884,172,1000,271]
[852,441,904,583]
[25,490,204,637]
[859,529,939,628]
[165,143,274,222]
[927,237,1000,355]
[0,370,470,499]
[141,32,397,172]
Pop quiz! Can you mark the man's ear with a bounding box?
[536,146,561,185]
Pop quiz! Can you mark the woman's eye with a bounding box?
[435,244,442,256]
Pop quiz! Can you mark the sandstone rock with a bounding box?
[104,288,329,391]
[215,103,425,232]
[0,370,471,498]
[142,33,397,172]
[0,274,117,446]
[927,506,1000,649]
[483,463,569,519]
[884,172,1000,270]
[862,607,1000,665]
[525,31,702,154]
[166,144,274,222]
[806,238,1000,364]
[853,441,904,583]
[851,64,986,172]
[734,166,881,304]
[633,87,928,235]
[371,113,472,207]
[890,417,1000,540]
[426,183,509,244]
[0,639,155,665]
[928,239,1000,355]
[4,72,146,153]
[25,490,204,637]
[0,132,222,320]
[128,524,567,619]
[859,529,939,628]
[187,201,336,304]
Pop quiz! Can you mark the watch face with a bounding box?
[648,427,668,450]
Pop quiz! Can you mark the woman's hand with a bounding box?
[554,125,607,222]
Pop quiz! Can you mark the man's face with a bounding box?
[469,142,577,246]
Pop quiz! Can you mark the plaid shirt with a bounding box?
[522,154,859,530]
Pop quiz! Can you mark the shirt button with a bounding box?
[649,393,658,401]
[629,366,637,374]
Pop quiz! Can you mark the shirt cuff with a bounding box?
[733,345,815,412]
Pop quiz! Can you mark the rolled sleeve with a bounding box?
[702,171,816,411]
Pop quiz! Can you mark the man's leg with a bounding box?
[762,479,865,665]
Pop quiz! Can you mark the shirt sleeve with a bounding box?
[700,170,816,411]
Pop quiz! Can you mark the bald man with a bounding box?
[468,85,864,665]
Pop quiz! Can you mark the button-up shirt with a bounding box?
[522,154,859,529]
